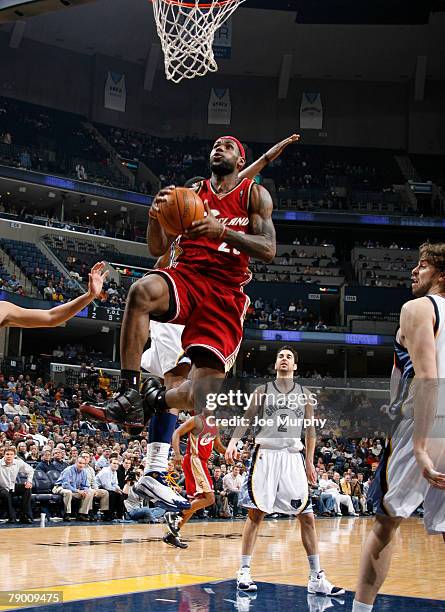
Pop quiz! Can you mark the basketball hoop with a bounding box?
[150,0,245,84]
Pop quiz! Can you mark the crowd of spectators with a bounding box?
[245,297,330,332]
[0,271,25,296]
[0,368,395,526]
[1,95,443,222]
[0,97,132,191]
[0,199,145,243]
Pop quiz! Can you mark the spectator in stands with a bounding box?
[315,319,328,331]
[30,425,48,448]
[340,473,360,513]
[0,446,33,523]
[35,448,52,472]
[16,441,28,461]
[210,466,230,519]
[3,397,19,416]
[80,451,110,520]
[117,456,133,489]
[0,416,9,433]
[7,275,19,292]
[75,163,87,181]
[350,474,366,514]
[317,472,338,515]
[51,447,68,473]
[19,149,32,170]
[43,281,54,301]
[331,472,359,516]
[26,444,39,464]
[17,399,29,416]
[96,455,124,519]
[222,465,243,518]
[53,455,94,520]
[95,447,111,471]
[68,448,79,464]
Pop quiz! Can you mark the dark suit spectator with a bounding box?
[50,448,68,473]
[117,457,133,489]
[35,448,53,473]
[210,467,230,518]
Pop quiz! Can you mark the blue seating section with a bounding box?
[0,238,78,299]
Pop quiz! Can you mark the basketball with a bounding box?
[157,187,205,236]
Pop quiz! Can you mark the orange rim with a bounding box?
[150,0,239,8]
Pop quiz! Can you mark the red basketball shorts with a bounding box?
[150,263,250,371]
[182,453,214,498]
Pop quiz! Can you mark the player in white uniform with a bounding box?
[353,242,445,612]
[226,346,344,598]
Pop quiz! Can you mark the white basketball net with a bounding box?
[152,0,245,84]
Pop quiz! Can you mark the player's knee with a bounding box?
[298,512,314,528]
[248,509,264,524]
[374,514,401,538]
[127,277,160,311]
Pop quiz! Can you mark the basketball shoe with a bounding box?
[307,570,345,596]
[80,378,167,428]
[163,532,188,549]
[133,472,190,511]
[237,567,257,592]
[165,511,183,536]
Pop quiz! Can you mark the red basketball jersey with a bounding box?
[173,177,254,288]
[185,414,218,462]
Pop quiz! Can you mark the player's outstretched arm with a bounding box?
[400,298,445,489]
[0,262,108,329]
[147,186,177,257]
[239,134,300,180]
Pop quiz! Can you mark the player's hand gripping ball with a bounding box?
[154,186,205,236]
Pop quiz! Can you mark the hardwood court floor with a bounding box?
[0,516,443,608]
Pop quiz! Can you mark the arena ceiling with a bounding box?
[0,0,445,81]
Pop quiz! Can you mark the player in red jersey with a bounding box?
[163,410,226,548]
[81,135,276,508]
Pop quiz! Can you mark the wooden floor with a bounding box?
[0,517,443,608]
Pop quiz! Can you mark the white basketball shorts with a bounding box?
[369,417,445,534]
[141,321,190,378]
[239,446,312,515]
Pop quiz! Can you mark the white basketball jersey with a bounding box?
[430,294,445,416]
[255,380,305,451]
[430,295,445,375]
[390,294,445,418]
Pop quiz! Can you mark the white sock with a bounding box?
[308,554,321,577]
[352,600,373,612]
[145,442,170,472]
[240,555,251,568]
